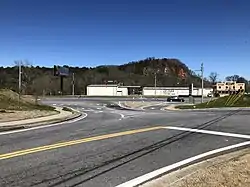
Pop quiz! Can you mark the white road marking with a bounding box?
[96,108,102,110]
[52,104,57,106]
[0,113,88,135]
[163,126,250,139]
[94,111,103,113]
[122,113,146,119]
[119,113,125,118]
[151,107,155,110]
[96,103,100,106]
[110,112,125,120]
[116,140,250,187]
[82,108,85,110]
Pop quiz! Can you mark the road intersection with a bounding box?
[0,97,249,187]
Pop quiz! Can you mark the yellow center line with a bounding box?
[0,126,164,160]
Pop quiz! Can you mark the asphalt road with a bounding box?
[0,97,249,187]
[42,96,212,103]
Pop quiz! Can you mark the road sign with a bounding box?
[53,65,70,77]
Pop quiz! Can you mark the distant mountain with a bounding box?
[0,58,211,95]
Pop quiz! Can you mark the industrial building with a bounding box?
[142,87,212,97]
[87,84,213,97]
[87,84,128,96]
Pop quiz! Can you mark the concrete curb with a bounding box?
[118,101,167,111]
[140,102,167,110]
[178,107,249,111]
[0,107,82,132]
[117,101,144,111]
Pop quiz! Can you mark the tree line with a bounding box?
[0,58,248,95]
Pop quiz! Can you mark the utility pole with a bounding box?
[201,63,204,103]
[194,63,204,103]
[153,69,160,98]
[18,61,22,108]
[154,73,157,96]
[72,73,75,96]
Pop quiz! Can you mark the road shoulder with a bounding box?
[141,148,250,187]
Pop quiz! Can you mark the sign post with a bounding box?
[53,65,70,95]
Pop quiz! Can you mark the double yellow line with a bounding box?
[0,126,164,160]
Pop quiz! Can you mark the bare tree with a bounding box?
[225,75,240,82]
[14,60,33,94]
[209,72,219,84]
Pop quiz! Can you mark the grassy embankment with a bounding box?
[0,89,55,112]
[177,93,250,109]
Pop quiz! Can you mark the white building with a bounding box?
[87,84,128,96]
[143,87,212,97]
[87,84,213,97]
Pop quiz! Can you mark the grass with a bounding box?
[0,89,55,111]
[177,94,250,109]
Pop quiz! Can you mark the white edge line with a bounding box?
[116,141,250,187]
[0,112,88,136]
[164,126,250,139]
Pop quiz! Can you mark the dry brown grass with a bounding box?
[142,149,250,187]
[0,89,54,111]
[0,110,58,122]
[0,89,57,122]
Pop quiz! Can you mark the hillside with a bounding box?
[0,58,210,95]
[0,89,54,111]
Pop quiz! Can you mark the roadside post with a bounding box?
[189,83,193,104]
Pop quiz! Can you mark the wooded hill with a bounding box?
[0,58,211,95]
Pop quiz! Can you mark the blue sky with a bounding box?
[0,0,250,80]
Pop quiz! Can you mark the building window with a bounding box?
[240,86,242,89]
[219,86,221,89]
[233,86,235,89]
[226,86,228,89]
